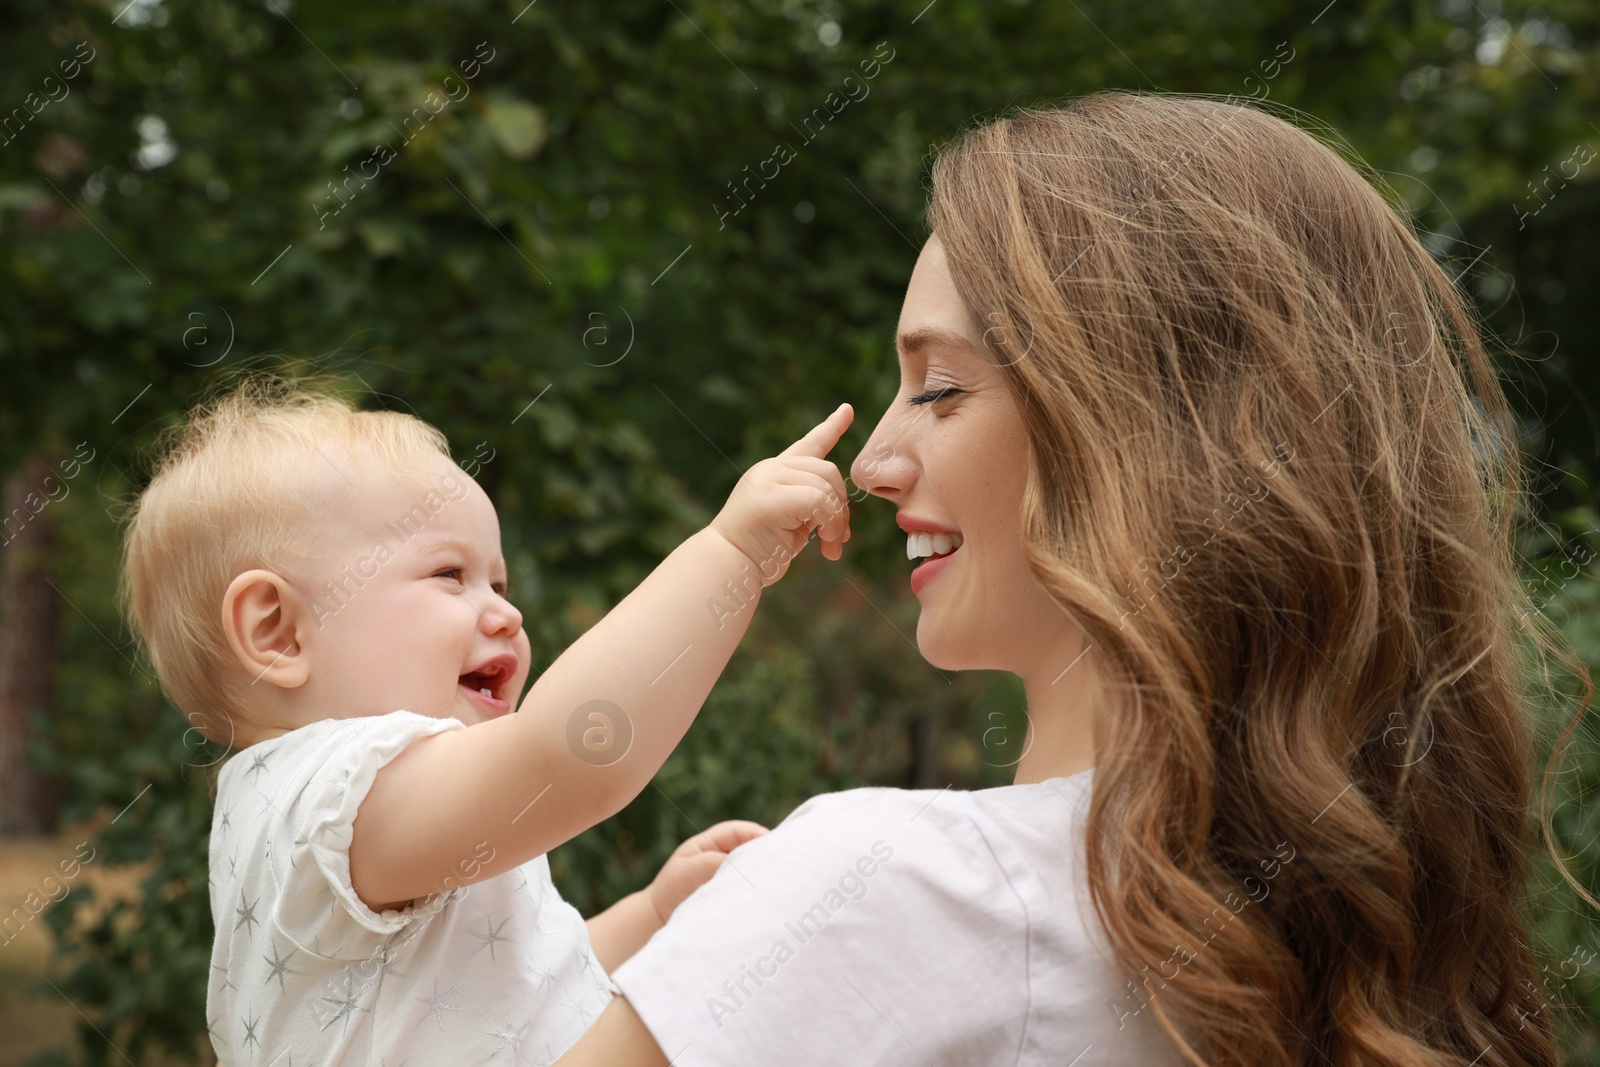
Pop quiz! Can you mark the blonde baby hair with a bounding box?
[118,373,455,747]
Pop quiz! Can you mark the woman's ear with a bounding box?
[221,569,311,689]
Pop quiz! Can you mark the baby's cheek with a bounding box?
[513,632,534,686]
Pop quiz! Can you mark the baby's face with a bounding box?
[291,451,532,728]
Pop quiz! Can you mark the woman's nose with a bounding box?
[850,427,910,500]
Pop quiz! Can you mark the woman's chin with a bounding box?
[914,615,980,672]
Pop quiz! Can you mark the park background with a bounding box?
[0,0,1597,1062]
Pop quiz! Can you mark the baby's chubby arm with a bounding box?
[349,405,853,911]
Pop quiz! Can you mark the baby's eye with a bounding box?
[434,567,465,583]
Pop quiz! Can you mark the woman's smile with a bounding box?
[899,513,964,595]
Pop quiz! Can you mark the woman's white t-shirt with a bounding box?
[611,769,1189,1066]
[206,711,613,1066]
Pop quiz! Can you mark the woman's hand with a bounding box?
[647,819,769,925]
[709,403,854,581]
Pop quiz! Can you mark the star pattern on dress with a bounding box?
[241,1011,262,1054]
[468,915,514,960]
[484,1017,532,1059]
[263,941,301,993]
[210,722,633,1064]
[316,980,373,1035]
[414,976,467,1030]
[235,893,260,938]
[211,959,239,994]
[579,945,604,983]
[374,942,408,983]
[557,990,596,1028]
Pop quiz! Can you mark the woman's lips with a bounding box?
[910,544,960,595]
[460,681,511,717]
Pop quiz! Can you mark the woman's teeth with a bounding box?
[906,531,963,560]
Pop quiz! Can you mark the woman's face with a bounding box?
[850,232,1074,675]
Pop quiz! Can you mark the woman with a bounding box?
[560,91,1585,1066]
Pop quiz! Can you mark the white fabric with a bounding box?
[611,769,1189,1066]
[206,711,612,1066]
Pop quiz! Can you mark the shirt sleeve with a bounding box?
[610,787,1034,1067]
[267,711,467,961]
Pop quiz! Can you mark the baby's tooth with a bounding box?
[932,533,952,555]
[480,687,492,697]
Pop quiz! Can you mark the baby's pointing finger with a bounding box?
[777,403,853,461]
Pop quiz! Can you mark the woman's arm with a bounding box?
[558,997,668,1067]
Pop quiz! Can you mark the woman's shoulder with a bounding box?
[773,770,1096,858]
[712,770,1100,918]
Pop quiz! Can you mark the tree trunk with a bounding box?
[0,450,64,836]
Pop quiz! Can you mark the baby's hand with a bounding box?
[647,820,769,925]
[709,403,854,582]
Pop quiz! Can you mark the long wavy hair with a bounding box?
[926,91,1593,1066]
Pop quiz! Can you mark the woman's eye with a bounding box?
[908,387,962,406]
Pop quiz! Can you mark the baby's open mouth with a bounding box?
[458,655,517,711]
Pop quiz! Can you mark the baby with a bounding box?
[117,378,854,1065]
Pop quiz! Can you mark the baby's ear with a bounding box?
[221,570,310,689]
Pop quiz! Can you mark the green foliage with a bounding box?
[1519,506,1600,1060]
[0,0,1595,1062]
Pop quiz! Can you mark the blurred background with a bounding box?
[0,0,1597,1062]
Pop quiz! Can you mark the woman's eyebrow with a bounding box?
[896,326,979,359]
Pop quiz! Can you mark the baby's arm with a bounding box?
[586,820,767,972]
[349,406,852,911]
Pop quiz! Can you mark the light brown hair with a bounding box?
[927,90,1591,1065]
